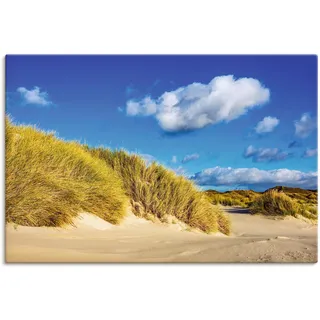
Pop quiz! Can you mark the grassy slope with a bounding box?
[205,187,317,208]
[249,190,317,221]
[205,189,259,207]
[6,118,128,227]
[6,118,230,234]
[88,148,231,234]
[267,186,317,205]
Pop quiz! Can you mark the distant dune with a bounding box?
[205,187,318,222]
[6,208,317,263]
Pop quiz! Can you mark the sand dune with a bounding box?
[6,208,317,263]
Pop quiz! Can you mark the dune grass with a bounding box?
[270,186,318,205]
[5,117,128,227]
[6,117,230,234]
[205,187,317,211]
[249,190,317,221]
[205,190,259,208]
[88,148,231,234]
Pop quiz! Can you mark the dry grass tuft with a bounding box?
[88,148,231,234]
[6,117,128,227]
[205,189,259,207]
[249,190,317,221]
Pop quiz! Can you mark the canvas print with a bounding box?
[5,55,317,263]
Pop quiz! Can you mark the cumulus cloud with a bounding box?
[125,75,270,132]
[294,113,316,138]
[302,148,317,158]
[244,145,290,162]
[181,153,200,163]
[126,96,157,116]
[255,116,279,134]
[190,166,317,190]
[17,86,52,106]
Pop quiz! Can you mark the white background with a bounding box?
[0,1,319,320]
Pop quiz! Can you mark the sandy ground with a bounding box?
[6,208,318,263]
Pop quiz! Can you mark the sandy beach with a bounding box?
[6,208,317,263]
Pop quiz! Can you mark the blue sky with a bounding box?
[6,55,318,191]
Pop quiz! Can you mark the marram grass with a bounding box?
[88,148,231,234]
[249,190,317,221]
[5,117,230,234]
[205,190,259,208]
[6,117,128,227]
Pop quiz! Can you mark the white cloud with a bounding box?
[181,153,200,163]
[244,145,256,157]
[244,145,290,162]
[294,113,316,138]
[126,96,157,116]
[191,166,317,190]
[302,148,317,158]
[171,155,177,163]
[126,75,270,132]
[255,116,279,134]
[17,86,52,106]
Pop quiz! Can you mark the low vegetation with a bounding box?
[205,189,259,207]
[206,187,317,208]
[249,190,317,221]
[270,186,317,205]
[6,117,128,227]
[205,186,317,221]
[6,117,230,234]
[87,148,231,234]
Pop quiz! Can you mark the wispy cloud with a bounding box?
[294,113,316,138]
[190,166,317,190]
[125,75,270,132]
[255,116,279,134]
[181,153,200,163]
[171,155,177,164]
[17,86,52,106]
[302,148,317,158]
[244,145,290,162]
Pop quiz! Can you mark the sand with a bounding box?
[6,208,318,263]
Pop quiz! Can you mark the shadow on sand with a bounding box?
[223,207,250,215]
